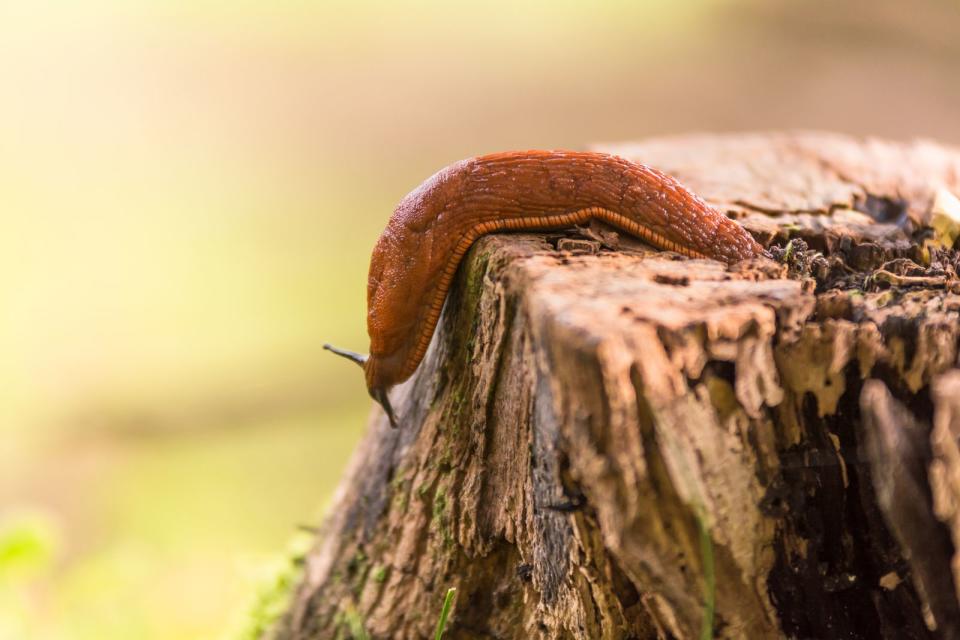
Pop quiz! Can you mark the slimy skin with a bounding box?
[327,150,765,426]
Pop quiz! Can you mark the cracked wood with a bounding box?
[270,132,960,640]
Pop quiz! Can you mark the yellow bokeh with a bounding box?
[2,1,959,638]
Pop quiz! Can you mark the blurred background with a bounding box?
[2,0,959,638]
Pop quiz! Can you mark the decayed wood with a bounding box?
[270,132,960,639]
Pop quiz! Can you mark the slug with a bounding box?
[325,150,765,427]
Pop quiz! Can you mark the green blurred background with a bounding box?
[2,1,959,638]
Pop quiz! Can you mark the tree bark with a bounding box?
[270,132,960,639]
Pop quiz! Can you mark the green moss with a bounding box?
[347,549,372,597]
[436,450,452,473]
[372,565,388,584]
[464,248,492,302]
[782,239,795,262]
[435,245,500,440]
[460,249,492,360]
[390,466,407,490]
[875,290,896,307]
[333,607,370,640]
[391,467,410,511]
[233,532,311,640]
[431,488,454,548]
[432,488,447,524]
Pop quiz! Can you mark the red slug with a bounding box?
[325,150,765,426]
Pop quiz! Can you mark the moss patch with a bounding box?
[233,532,311,640]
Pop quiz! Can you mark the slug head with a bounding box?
[323,344,398,428]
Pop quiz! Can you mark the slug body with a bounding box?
[343,150,763,423]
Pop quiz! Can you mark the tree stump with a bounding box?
[270,133,960,639]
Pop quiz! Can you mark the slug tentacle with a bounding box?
[322,343,368,367]
[347,150,764,417]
